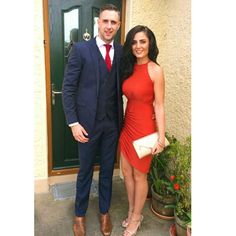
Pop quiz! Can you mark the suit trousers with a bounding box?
[75,116,119,216]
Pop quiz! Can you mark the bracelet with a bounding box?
[157,140,165,148]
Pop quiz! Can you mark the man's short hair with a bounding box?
[99,4,120,19]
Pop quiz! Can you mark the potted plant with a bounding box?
[148,134,181,220]
[174,136,191,236]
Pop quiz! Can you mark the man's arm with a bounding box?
[62,44,82,125]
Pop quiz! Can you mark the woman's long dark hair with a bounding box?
[120,25,159,81]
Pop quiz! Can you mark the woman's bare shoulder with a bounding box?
[148,61,164,81]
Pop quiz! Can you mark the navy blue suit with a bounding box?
[62,38,123,216]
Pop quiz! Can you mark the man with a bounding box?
[62,4,123,236]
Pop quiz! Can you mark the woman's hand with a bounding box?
[151,141,165,155]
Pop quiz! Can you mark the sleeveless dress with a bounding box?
[119,62,157,173]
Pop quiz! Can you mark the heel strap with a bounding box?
[130,215,143,223]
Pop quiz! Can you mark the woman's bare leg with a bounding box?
[133,168,148,216]
[123,168,147,236]
[120,153,135,215]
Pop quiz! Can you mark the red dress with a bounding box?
[119,62,157,173]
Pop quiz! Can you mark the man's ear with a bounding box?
[117,21,121,30]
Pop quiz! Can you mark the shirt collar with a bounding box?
[96,36,114,49]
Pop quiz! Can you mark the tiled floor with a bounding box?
[35,177,173,236]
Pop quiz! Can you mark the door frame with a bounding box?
[42,0,126,176]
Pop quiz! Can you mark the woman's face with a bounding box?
[131,31,149,60]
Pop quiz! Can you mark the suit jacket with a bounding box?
[62,38,123,134]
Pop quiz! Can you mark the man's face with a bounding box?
[97,10,120,43]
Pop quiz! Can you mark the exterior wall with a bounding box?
[34,0,48,181]
[125,0,191,141]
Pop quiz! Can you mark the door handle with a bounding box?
[51,83,62,105]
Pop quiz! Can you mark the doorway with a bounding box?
[43,0,126,175]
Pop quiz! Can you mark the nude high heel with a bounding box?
[122,210,133,228]
[123,215,144,236]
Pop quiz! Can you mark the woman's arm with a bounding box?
[148,62,166,154]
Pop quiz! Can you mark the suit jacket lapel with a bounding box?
[89,38,100,97]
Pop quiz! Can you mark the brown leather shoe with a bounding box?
[73,216,86,236]
[100,213,112,236]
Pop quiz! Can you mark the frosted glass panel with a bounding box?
[64,8,79,61]
[93,17,98,37]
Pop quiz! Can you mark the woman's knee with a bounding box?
[120,155,132,175]
[133,169,147,182]
[122,166,133,180]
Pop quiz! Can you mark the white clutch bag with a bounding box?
[133,132,170,159]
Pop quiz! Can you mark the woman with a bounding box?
[119,25,166,236]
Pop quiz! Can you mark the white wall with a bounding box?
[34,0,48,181]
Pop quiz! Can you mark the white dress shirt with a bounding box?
[96,36,114,63]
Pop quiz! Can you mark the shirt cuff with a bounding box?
[69,122,79,127]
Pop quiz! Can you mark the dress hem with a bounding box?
[120,149,150,174]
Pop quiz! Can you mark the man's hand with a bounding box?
[71,124,89,143]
